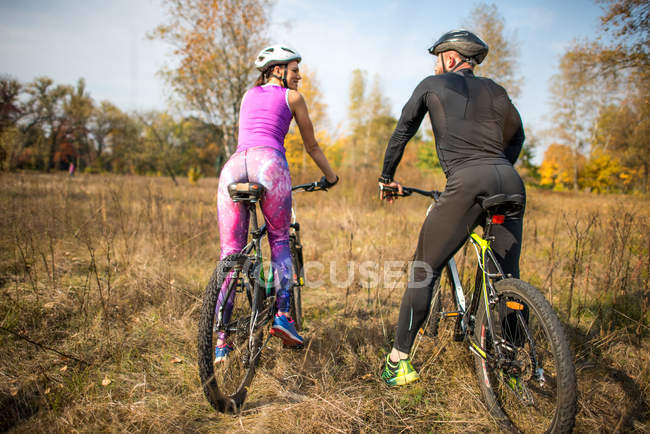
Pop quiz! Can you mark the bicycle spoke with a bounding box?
[474,279,576,433]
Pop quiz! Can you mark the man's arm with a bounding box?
[380,80,430,182]
[503,102,524,165]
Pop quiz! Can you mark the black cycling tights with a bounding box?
[394,164,525,354]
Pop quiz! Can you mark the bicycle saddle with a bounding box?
[228,182,265,202]
[475,193,524,217]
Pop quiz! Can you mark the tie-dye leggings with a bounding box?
[216,147,293,327]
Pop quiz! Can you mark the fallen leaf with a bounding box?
[43,302,56,309]
[171,357,183,364]
[10,387,18,396]
[44,388,51,395]
[101,376,112,386]
[60,365,68,372]
[361,373,372,380]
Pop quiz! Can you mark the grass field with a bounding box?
[1,171,648,432]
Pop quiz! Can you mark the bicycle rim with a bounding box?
[197,255,261,413]
[473,279,576,433]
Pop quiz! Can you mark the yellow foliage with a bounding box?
[285,127,340,174]
[539,143,583,190]
[188,166,203,184]
[283,67,341,175]
[581,150,623,193]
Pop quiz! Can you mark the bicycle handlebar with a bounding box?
[292,180,329,192]
[379,184,441,200]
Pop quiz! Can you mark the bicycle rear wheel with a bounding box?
[197,254,264,413]
[473,278,577,433]
[289,234,304,330]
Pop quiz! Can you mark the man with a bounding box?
[378,29,526,386]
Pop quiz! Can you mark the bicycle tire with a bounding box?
[473,278,577,433]
[289,235,304,330]
[197,254,265,413]
[424,277,443,338]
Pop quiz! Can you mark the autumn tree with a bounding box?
[22,76,71,170]
[590,0,648,75]
[539,143,585,191]
[550,0,648,192]
[283,66,335,176]
[0,76,22,133]
[547,48,611,190]
[582,150,624,193]
[343,70,395,169]
[89,101,143,173]
[0,76,23,169]
[151,0,272,158]
[591,92,649,191]
[62,78,94,169]
[464,3,522,98]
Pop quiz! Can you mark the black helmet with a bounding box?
[428,29,489,65]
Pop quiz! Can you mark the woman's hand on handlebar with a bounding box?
[379,180,403,203]
[319,174,339,190]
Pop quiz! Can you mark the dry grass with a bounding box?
[0,170,648,432]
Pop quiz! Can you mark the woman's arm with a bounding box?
[288,90,337,183]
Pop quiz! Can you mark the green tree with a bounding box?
[151,0,272,157]
[415,136,440,174]
[516,126,540,184]
[464,3,522,98]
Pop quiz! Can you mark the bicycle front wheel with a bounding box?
[197,254,263,413]
[473,278,577,433]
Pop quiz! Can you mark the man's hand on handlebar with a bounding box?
[379,180,403,203]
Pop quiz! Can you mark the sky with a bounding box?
[0,0,607,163]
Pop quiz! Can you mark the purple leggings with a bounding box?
[216,147,293,328]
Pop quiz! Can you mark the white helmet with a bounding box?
[254,45,301,71]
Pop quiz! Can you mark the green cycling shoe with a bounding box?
[381,355,420,386]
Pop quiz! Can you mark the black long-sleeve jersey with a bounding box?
[381,68,524,179]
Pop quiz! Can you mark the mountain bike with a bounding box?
[197,179,328,413]
[381,185,577,433]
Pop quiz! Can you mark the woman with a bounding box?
[215,45,338,361]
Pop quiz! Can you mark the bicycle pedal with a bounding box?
[283,343,304,350]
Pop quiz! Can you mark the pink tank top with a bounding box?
[237,85,293,154]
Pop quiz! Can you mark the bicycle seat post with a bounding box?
[227,182,266,238]
[248,201,260,237]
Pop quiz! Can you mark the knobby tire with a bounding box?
[473,278,577,433]
[197,254,263,413]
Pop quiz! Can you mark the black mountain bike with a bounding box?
[197,180,327,413]
[382,185,577,433]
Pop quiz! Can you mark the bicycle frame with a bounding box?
[215,181,325,344]
[431,210,507,362]
[391,185,513,366]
